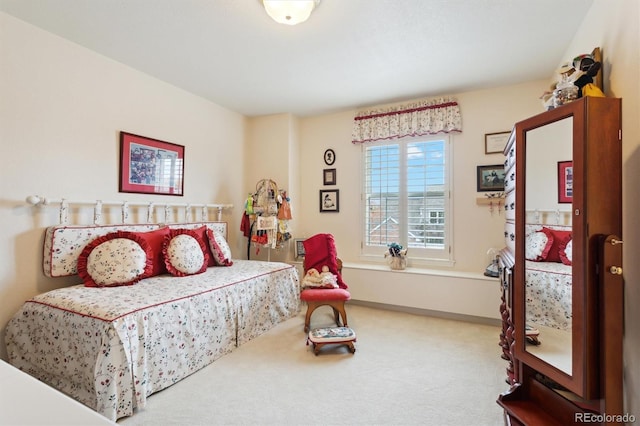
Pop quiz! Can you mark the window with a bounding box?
[361,135,452,264]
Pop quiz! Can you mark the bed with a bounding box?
[525,259,572,331]
[524,217,572,332]
[5,219,300,421]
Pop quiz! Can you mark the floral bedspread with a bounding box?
[5,260,300,421]
[525,260,572,331]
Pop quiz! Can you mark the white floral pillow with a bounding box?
[525,224,543,237]
[206,228,233,266]
[525,231,553,261]
[78,231,152,287]
[163,229,209,276]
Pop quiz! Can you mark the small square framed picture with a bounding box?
[323,168,336,185]
[294,239,306,259]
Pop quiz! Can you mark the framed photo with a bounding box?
[119,132,184,196]
[323,168,337,185]
[558,160,573,203]
[477,164,506,192]
[294,238,306,259]
[484,131,511,154]
[324,148,336,165]
[319,189,339,212]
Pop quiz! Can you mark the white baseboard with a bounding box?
[341,265,501,321]
[348,299,501,327]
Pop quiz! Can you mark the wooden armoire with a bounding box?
[497,96,625,425]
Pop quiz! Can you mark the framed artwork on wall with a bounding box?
[319,189,339,212]
[119,132,184,196]
[323,168,336,185]
[477,164,506,192]
[558,160,573,203]
[485,131,511,154]
[294,238,306,259]
[324,149,336,165]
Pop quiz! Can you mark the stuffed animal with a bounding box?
[571,54,604,98]
[541,53,604,110]
[301,266,338,289]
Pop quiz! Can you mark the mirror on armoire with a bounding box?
[514,99,598,399]
[523,116,573,376]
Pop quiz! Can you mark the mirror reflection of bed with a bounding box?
[523,209,573,375]
[524,117,573,376]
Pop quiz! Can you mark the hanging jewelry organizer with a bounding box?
[245,179,292,259]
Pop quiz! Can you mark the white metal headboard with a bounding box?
[26,195,233,225]
[525,208,572,227]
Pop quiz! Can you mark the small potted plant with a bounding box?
[384,242,407,270]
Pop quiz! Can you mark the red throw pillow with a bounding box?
[131,227,171,277]
[191,225,217,267]
[303,234,346,289]
[542,227,572,263]
[559,236,573,266]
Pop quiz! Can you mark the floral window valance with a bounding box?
[351,97,462,144]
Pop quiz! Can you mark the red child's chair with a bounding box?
[299,234,351,333]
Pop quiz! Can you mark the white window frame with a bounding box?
[360,134,453,267]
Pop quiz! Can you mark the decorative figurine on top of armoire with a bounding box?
[541,47,605,110]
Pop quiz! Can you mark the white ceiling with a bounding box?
[0,0,593,117]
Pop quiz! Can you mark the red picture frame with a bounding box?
[557,160,573,203]
[119,132,184,196]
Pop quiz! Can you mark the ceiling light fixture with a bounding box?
[263,0,320,26]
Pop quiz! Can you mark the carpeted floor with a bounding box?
[118,304,509,426]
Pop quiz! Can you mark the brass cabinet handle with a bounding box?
[609,266,623,275]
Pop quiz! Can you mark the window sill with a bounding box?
[341,262,497,281]
[289,259,496,282]
[359,253,455,268]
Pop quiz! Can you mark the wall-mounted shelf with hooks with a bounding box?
[475,196,505,206]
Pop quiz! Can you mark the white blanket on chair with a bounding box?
[301,266,338,289]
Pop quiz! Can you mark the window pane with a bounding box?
[362,136,450,262]
[365,145,399,246]
[406,141,445,249]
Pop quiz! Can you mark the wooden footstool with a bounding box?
[307,326,356,355]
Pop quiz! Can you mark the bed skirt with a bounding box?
[5,260,300,421]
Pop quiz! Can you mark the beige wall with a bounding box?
[0,12,247,359]
[243,113,301,262]
[295,81,547,272]
[285,81,546,320]
[562,0,640,417]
